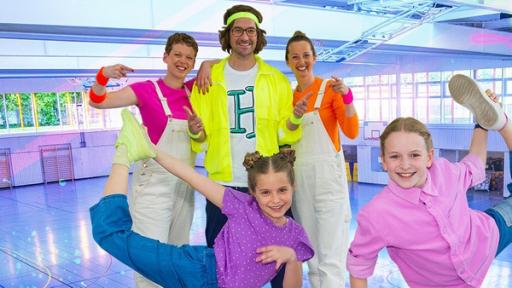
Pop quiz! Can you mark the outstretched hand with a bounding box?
[256,245,297,271]
[330,75,349,95]
[102,64,134,79]
[184,106,204,135]
[293,92,313,118]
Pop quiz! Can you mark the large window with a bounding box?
[4,93,35,130]
[344,67,512,125]
[0,89,127,135]
[346,74,397,123]
[2,68,512,135]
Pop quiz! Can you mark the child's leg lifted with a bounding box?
[449,75,512,257]
[103,108,156,197]
[90,109,218,287]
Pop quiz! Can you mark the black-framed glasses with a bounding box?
[231,27,257,37]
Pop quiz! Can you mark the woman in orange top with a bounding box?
[286,31,359,288]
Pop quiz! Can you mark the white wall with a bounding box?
[1,130,117,186]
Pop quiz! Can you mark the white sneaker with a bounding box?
[448,74,506,130]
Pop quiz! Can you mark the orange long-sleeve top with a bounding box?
[293,77,359,152]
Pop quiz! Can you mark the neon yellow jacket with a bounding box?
[190,56,301,182]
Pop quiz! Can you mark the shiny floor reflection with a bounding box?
[0,173,510,287]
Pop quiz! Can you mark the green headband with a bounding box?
[226,12,260,27]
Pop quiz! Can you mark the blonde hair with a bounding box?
[380,117,433,155]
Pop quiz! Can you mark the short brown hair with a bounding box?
[243,150,296,193]
[165,33,198,57]
[380,117,433,156]
[285,31,317,62]
[218,5,267,54]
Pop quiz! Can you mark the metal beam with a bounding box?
[316,1,457,62]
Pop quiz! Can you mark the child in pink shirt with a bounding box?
[348,74,512,288]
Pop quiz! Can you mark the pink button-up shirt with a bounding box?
[347,155,499,287]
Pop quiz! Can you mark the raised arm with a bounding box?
[287,92,312,131]
[330,76,359,139]
[154,148,225,208]
[330,76,357,117]
[195,59,221,94]
[469,126,488,166]
[104,109,224,207]
[89,64,138,109]
[184,106,206,143]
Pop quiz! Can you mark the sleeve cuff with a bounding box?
[461,153,486,184]
[346,252,377,279]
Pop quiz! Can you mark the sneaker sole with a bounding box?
[448,74,499,129]
[120,109,156,160]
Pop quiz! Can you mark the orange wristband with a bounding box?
[96,67,109,86]
[89,89,107,104]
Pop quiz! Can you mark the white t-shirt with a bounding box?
[220,62,258,187]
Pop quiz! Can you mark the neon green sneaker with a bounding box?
[116,109,156,163]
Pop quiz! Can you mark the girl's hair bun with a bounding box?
[243,151,262,170]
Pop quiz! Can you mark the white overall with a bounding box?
[129,81,196,288]
[292,80,352,288]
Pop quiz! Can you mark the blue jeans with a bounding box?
[90,194,218,288]
[485,196,512,256]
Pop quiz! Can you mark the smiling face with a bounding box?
[286,40,316,80]
[250,170,293,226]
[163,43,196,80]
[229,18,258,58]
[381,131,434,189]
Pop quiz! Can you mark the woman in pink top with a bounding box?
[88,33,202,288]
[348,74,512,288]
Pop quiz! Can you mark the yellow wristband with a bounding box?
[290,114,303,125]
[187,128,201,140]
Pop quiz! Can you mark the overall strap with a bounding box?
[150,80,172,118]
[314,79,329,109]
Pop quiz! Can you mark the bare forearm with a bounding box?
[350,275,368,288]
[89,87,138,109]
[92,82,107,94]
[469,127,488,166]
[155,150,196,181]
[102,164,129,197]
[283,261,302,288]
[499,120,512,149]
[154,149,224,207]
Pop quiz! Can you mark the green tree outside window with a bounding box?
[0,94,6,130]
[35,92,59,127]
[4,93,34,129]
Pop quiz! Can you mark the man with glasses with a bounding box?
[187,4,308,287]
